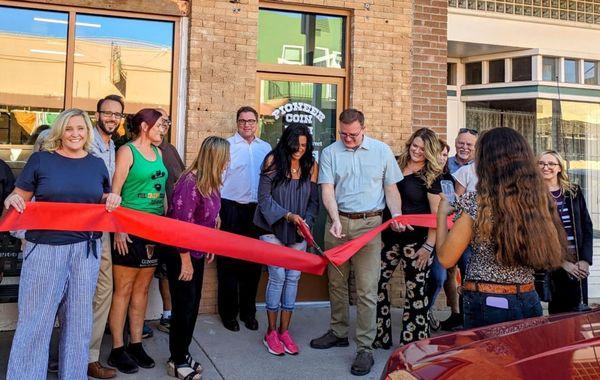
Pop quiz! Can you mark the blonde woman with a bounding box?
[164,136,230,379]
[5,108,120,379]
[538,150,593,314]
[373,128,443,348]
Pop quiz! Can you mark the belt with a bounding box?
[338,210,383,219]
[463,281,535,294]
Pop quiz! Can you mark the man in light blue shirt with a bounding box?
[310,108,405,376]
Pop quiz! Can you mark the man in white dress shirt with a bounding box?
[217,106,271,332]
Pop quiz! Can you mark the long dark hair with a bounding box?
[474,127,565,269]
[263,124,314,186]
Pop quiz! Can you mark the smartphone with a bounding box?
[441,180,455,203]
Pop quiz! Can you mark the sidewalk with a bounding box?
[0,305,446,380]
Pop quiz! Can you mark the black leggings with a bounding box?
[164,247,205,364]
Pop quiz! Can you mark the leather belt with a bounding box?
[463,281,535,295]
[338,210,383,219]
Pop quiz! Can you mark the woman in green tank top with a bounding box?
[108,108,169,372]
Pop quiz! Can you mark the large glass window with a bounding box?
[72,14,174,113]
[565,59,579,83]
[465,62,482,85]
[258,9,345,68]
[488,59,505,83]
[584,61,599,85]
[512,56,532,82]
[543,57,558,81]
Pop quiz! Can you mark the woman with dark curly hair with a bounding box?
[373,128,443,348]
[436,127,565,328]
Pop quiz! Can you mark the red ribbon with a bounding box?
[0,202,450,275]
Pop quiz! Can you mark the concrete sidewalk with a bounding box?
[0,305,443,380]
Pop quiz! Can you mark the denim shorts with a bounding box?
[463,289,542,329]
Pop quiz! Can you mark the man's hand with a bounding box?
[391,214,413,233]
[329,219,345,239]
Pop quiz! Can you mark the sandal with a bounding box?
[167,360,202,380]
[186,354,203,374]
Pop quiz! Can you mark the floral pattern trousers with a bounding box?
[373,231,432,348]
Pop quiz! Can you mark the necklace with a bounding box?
[291,167,299,174]
[550,188,563,200]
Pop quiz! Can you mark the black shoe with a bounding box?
[125,342,155,369]
[107,347,139,374]
[241,317,259,331]
[440,312,463,331]
[310,330,349,349]
[222,319,240,332]
[141,322,154,339]
[351,350,374,376]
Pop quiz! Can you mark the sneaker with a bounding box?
[440,312,463,331]
[263,330,285,356]
[107,347,138,374]
[310,330,349,349]
[142,323,154,339]
[157,316,171,333]
[125,342,155,369]
[278,330,299,355]
[428,310,441,332]
[350,350,374,376]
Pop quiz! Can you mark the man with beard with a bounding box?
[447,128,477,174]
[87,94,123,379]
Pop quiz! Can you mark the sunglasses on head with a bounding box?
[459,128,479,136]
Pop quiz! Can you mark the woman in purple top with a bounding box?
[164,136,230,380]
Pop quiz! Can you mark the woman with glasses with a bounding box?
[538,150,593,314]
[108,108,168,374]
[373,128,443,349]
[436,128,565,329]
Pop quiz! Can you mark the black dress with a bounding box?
[374,173,441,348]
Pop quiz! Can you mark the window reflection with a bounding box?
[565,59,578,83]
[72,14,174,113]
[258,9,345,68]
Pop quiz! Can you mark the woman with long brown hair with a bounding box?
[436,127,565,328]
[537,150,593,314]
[373,128,443,348]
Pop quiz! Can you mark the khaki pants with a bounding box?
[325,214,382,352]
[88,233,112,363]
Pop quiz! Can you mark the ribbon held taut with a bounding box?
[0,202,451,275]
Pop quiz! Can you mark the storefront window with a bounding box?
[584,61,599,85]
[488,59,505,83]
[543,56,558,81]
[512,56,532,82]
[465,62,482,85]
[0,6,68,168]
[72,14,174,113]
[258,9,345,68]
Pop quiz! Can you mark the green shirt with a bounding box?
[121,143,168,215]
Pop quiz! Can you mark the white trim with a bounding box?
[176,16,189,160]
[461,92,600,103]
[461,49,539,63]
[449,8,600,32]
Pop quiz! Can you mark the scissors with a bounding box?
[297,221,344,278]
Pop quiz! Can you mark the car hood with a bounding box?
[384,309,600,379]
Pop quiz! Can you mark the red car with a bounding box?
[381,308,600,380]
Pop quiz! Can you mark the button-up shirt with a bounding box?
[447,156,472,175]
[318,136,403,213]
[90,127,115,183]
[221,133,271,203]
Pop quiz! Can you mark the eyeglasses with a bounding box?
[338,129,363,139]
[538,161,559,169]
[459,128,478,136]
[237,119,257,126]
[156,118,171,131]
[99,111,124,119]
[151,170,166,180]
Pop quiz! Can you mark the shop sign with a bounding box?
[271,102,326,125]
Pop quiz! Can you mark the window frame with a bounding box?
[0,0,182,146]
[511,56,532,82]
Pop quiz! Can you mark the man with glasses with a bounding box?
[448,128,478,174]
[88,94,123,379]
[217,106,271,332]
[310,108,405,376]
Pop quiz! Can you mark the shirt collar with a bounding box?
[93,127,114,152]
[342,135,371,151]
[233,132,262,145]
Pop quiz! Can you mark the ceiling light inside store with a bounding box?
[34,17,101,28]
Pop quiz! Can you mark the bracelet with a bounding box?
[284,212,292,222]
[422,243,434,253]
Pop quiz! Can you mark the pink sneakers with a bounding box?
[263,330,285,356]
[278,330,299,355]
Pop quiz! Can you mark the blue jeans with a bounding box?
[463,289,542,329]
[427,246,473,307]
[260,234,306,312]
